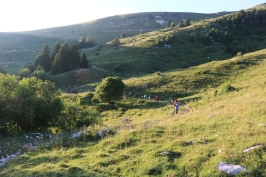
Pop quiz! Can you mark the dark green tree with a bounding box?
[80,53,89,68]
[109,38,121,46]
[34,44,51,72]
[70,44,81,69]
[185,18,191,26]
[178,20,185,28]
[51,56,64,75]
[51,41,61,65]
[58,42,71,72]
[0,65,6,74]
[121,33,125,38]
[85,37,95,47]
[12,77,63,131]
[78,36,86,48]
[95,76,125,103]
[166,20,171,28]
[170,22,175,28]
[0,74,63,133]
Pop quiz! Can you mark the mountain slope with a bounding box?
[1,46,266,177]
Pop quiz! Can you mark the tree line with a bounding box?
[35,42,91,75]
[201,8,266,54]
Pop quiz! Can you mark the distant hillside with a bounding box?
[247,3,266,10]
[0,11,232,75]
[19,11,233,44]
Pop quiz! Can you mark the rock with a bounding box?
[243,144,264,153]
[159,151,170,155]
[217,162,247,175]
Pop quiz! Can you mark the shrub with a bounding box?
[113,65,124,72]
[218,83,236,95]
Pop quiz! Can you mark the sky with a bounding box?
[0,0,265,32]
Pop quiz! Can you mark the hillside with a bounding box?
[0,11,232,75]
[0,46,266,177]
[1,7,266,177]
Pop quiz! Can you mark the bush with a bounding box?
[218,83,236,95]
[113,65,124,72]
[18,68,31,78]
[109,38,121,46]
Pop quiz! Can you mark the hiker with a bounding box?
[173,98,177,106]
[168,97,172,104]
[175,103,179,114]
[155,95,159,102]
[143,94,147,100]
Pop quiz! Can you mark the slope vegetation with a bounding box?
[1,46,266,177]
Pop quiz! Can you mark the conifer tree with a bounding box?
[70,44,81,70]
[34,44,51,72]
[166,20,171,28]
[78,37,86,48]
[51,41,61,65]
[80,53,89,68]
[178,20,185,28]
[185,18,191,26]
[85,37,95,47]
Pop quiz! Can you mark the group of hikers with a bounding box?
[124,92,179,114]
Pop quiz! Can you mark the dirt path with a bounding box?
[92,65,109,72]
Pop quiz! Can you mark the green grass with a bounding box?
[1,9,266,176]
[1,47,266,176]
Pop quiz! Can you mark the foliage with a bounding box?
[31,66,49,80]
[121,33,125,38]
[78,36,95,49]
[95,76,125,103]
[34,44,51,72]
[18,68,31,78]
[112,65,124,72]
[55,100,100,131]
[70,44,81,69]
[80,53,90,68]
[0,65,6,74]
[0,74,63,134]
[109,38,121,46]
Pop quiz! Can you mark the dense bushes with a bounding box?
[0,74,100,135]
[0,74,63,134]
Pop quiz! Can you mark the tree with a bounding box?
[34,44,51,72]
[185,18,191,26]
[0,74,63,134]
[121,33,125,38]
[85,37,95,47]
[166,20,171,28]
[0,65,6,74]
[95,76,125,103]
[178,20,185,28]
[109,38,121,46]
[70,44,81,69]
[170,22,175,28]
[80,53,89,68]
[78,36,86,48]
[18,68,31,78]
[12,77,63,131]
[51,42,71,74]
[51,41,61,65]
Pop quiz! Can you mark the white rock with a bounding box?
[159,151,170,155]
[98,130,103,137]
[243,145,264,153]
[217,162,247,175]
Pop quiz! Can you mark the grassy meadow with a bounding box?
[0,47,266,176]
[0,8,266,177]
